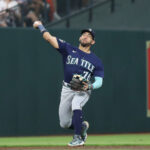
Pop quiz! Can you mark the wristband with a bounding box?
[38,25,47,34]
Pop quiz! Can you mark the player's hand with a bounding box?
[33,21,42,29]
[82,82,89,91]
[82,82,93,91]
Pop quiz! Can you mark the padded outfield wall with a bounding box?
[0,28,150,136]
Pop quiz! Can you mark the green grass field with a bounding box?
[0,133,150,147]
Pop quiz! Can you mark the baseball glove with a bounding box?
[69,74,88,91]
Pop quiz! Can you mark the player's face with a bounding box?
[79,32,95,47]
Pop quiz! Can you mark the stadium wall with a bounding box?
[0,28,150,136]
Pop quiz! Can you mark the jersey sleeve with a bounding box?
[93,61,104,78]
[56,38,70,55]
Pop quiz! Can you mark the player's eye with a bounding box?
[82,33,92,38]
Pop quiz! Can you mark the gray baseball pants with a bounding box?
[59,82,91,128]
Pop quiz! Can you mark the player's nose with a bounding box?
[83,36,88,40]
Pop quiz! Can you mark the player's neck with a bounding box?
[78,45,91,54]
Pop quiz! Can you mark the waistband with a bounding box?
[62,81,91,93]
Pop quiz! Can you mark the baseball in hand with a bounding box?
[33,21,42,29]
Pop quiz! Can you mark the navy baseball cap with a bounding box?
[81,28,95,40]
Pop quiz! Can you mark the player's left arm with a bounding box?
[92,76,103,89]
[82,76,103,90]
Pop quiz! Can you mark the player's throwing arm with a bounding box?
[33,21,59,49]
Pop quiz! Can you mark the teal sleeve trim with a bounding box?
[92,76,103,89]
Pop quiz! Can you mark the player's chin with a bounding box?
[80,42,91,47]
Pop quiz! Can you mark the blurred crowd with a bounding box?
[0,0,61,27]
[0,0,98,28]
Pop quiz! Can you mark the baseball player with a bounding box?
[33,21,104,147]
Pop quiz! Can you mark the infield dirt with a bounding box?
[0,146,150,150]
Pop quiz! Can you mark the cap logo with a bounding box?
[89,28,92,32]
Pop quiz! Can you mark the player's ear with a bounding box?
[91,40,95,45]
[79,36,81,42]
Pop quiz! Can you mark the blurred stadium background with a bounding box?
[0,0,150,138]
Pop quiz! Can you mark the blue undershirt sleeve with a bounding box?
[92,76,103,90]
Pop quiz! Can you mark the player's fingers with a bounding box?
[33,21,42,29]
[82,82,87,85]
[82,84,88,90]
